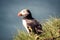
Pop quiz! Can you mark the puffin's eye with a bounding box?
[23,11,25,13]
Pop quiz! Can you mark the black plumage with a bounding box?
[24,19,42,35]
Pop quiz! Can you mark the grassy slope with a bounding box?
[13,17,60,40]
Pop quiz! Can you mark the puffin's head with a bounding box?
[18,9,31,17]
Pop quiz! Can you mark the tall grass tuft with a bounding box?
[13,17,60,40]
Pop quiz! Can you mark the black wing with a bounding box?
[27,19,42,34]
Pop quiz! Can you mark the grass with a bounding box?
[13,17,60,40]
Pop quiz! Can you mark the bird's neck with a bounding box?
[23,14,34,19]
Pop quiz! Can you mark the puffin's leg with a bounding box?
[34,34,39,40]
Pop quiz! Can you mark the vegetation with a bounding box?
[13,17,60,40]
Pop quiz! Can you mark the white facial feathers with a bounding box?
[20,9,29,16]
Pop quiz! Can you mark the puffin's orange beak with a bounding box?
[18,12,22,16]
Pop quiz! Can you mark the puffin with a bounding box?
[18,9,42,35]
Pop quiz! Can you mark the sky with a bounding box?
[0,0,60,40]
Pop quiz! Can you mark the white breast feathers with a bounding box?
[22,20,29,33]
